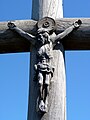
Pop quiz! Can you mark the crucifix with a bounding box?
[0,0,90,120]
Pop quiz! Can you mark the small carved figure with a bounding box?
[7,17,82,113]
[34,56,54,112]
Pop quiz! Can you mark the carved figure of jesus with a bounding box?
[7,17,82,113]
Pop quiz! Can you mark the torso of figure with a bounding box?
[36,61,54,74]
[37,62,49,72]
[35,31,56,60]
[37,42,53,59]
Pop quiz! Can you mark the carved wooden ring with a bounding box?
[37,17,56,32]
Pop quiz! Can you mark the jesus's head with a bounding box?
[37,28,50,45]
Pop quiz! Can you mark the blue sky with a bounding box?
[0,0,90,120]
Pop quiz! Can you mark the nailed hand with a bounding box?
[73,19,82,28]
[8,22,16,29]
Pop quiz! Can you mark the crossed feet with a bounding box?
[38,100,48,113]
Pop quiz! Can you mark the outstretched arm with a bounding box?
[54,20,82,42]
[8,22,36,45]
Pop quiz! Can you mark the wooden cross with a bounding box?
[0,0,90,120]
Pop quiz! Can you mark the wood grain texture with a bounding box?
[56,18,90,50]
[0,18,90,53]
[0,20,37,53]
[28,44,66,120]
[28,0,66,120]
[32,0,63,20]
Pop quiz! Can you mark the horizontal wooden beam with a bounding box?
[56,18,90,50]
[0,18,90,53]
[0,20,37,53]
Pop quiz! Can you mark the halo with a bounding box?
[37,17,56,32]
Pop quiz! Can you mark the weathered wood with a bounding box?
[1,18,90,53]
[0,20,37,53]
[28,45,66,120]
[56,18,90,50]
[28,0,67,120]
[32,0,63,20]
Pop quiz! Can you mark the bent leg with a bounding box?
[38,72,43,100]
[44,74,51,112]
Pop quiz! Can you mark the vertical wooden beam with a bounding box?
[32,0,63,20]
[28,0,66,120]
